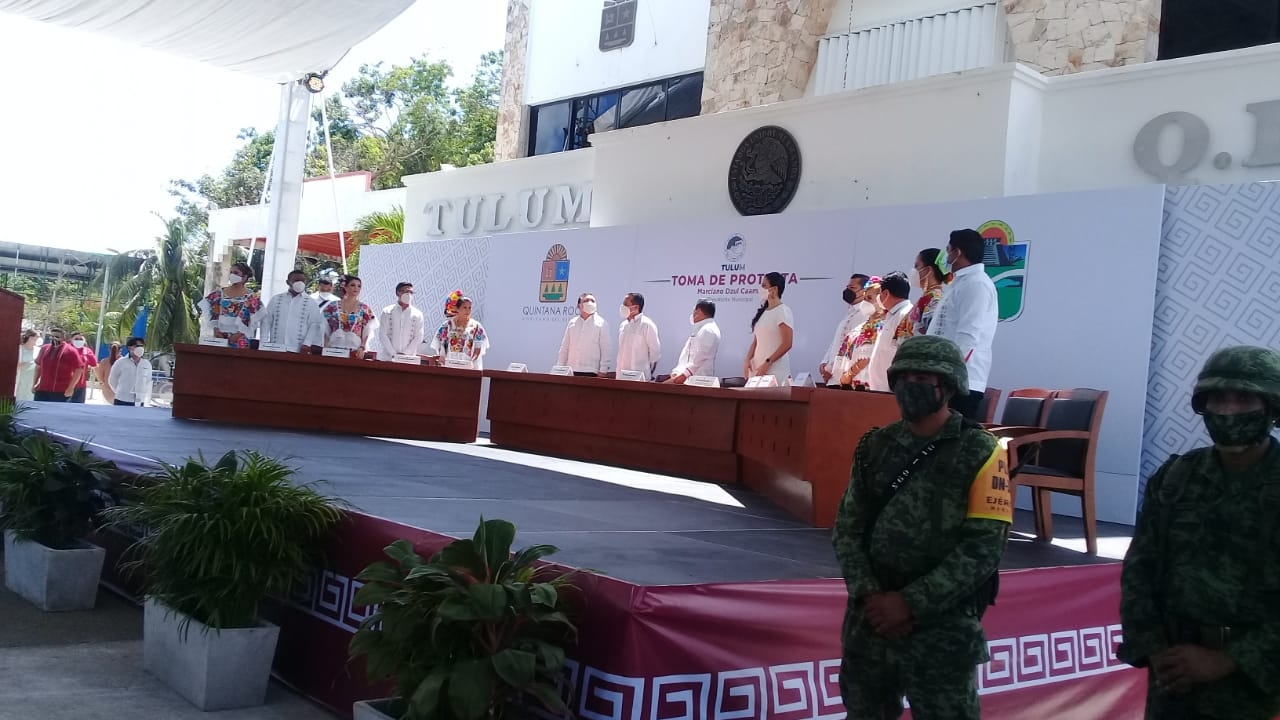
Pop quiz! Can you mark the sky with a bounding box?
[0,0,507,255]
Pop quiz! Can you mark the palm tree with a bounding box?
[110,215,203,351]
[348,205,405,274]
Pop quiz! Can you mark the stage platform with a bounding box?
[19,403,1147,719]
[20,403,1128,584]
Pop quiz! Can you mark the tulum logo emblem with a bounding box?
[977,220,1029,322]
[539,244,571,303]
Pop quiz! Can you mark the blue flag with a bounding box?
[131,306,149,341]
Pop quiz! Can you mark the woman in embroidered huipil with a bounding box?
[430,295,489,370]
[322,275,377,359]
[198,262,263,348]
[900,247,948,338]
[838,280,884,388]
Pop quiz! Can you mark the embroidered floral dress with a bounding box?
[322,301,377,352]
[198,289,263,348]
[837,312,884,386]
[430,318,490,370]
[900,285,944,339]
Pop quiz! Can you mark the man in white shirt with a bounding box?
[866,272,913,392]
[256,269,326,353]
[378,282,426,361]
[663,299,721,384]
[557,292,612,376]
[820,273,872,387]
[108,336,153,406]
[616,292,661,379]
[927,229,999,419]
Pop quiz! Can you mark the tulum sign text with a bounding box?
[1133,99,1280,184]
[422,183,593,238]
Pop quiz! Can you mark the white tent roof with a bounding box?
[0,0,417,82]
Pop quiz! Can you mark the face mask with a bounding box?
[858,300,874,314]
[131,347,144,358]
[619,305,631,320]
[893,381,946,422]
[842,288,859,305]
[291,281,306,294]
[1203,410,1274,451]
[690,315,698,326]
[759,288,771,302]
[72,339,85,348]
[228,273,244,284]
[399,293,413,305]
[581,301,597,315]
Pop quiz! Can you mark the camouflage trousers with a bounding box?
[840,638,982,720]
[839,602,988,720]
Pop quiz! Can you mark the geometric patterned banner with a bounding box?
[1143,182,1280,497]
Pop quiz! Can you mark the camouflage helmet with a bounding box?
[887,335,968,395]
[1191,345,1280,424]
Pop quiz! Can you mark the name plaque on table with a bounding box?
[321,347,351,359]
[258,342,287,353]
[198,337,229,348]
[392,354,422,365]
[446,353,475,370]
[686,375,720,388]
[792,373,816,387]
[506,363,528,373]
[744,375,780,389]
[549,365,574,377]
[618,370,647,382]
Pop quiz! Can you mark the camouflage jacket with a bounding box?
[833,413,1011,650]
[1119,439,1280,717]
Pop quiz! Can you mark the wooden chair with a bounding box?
[989,387,1053,429]
[975,387,1001,424]
[996,389,1109,555]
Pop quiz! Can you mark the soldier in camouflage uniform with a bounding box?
[833,335,1012,719]
[1120,345,1280,719]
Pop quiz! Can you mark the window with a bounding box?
[664,74,703,122]
[572,92,620,150]
[529,101,572,156]
[527,73,704,157]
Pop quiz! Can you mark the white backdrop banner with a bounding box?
[362,185,1166,524]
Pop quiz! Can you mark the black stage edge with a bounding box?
[19,404,1129,585]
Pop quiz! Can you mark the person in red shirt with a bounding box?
[32,327,85,402]
[67,331,98,403]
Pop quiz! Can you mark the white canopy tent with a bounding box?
[0,0,417,295]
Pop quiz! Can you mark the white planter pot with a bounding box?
[2,530,105,611]
[143,598,281,711]
[353,699,399,720]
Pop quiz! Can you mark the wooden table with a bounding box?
[173,344,483,442]
[484,371,901,527]
[738,387,900,527]
[484,371,741,483]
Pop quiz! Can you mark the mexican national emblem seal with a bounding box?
[727,126,802,216]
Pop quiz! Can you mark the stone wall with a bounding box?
[702,0,836,114]
[494,0,531,161]
[1004,0,1160,75]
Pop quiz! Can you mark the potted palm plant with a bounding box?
[0,431,121,612]
[349,518,578,720]
[103,450,344,712]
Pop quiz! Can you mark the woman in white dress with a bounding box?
[322,275,377,359]
[430,295,489,370]
[197,262,263,348]
[744,272,795,384]
[16,329,39,402]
